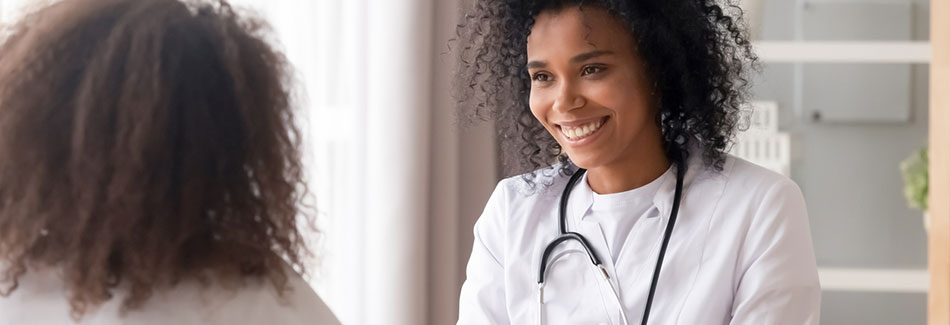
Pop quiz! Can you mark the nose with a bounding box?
[552,80,585,113]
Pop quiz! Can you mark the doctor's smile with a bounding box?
[555,116,608,144]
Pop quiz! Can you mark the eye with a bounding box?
[581,65,605,76]
[531,72,552,82]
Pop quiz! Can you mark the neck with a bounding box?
[585,141,670,195]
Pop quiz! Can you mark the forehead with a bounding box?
[526,6,634,58]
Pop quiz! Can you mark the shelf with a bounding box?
[818,267,928,293]
[754,41,931,63]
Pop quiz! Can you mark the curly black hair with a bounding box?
[0,0,310,318]
[455,0,757,185]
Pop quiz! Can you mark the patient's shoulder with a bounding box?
[161,266,341,325]
[0,264,341,325]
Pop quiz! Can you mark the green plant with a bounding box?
[900,147,929,211]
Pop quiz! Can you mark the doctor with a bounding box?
[456,1,821,324]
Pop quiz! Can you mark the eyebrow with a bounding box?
[571,50,613,63]
[525,50,614,69]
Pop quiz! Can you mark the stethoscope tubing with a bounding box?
[536,163,685,325]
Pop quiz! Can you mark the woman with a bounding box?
[456,1,820,324]
[0,0,338,323]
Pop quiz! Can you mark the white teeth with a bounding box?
[561,119,604,140]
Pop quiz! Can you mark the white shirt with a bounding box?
[0,265,340,325]
[458,153,821,324]
[588,166,672,263]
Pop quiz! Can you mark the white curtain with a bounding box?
[232,1,493,324]
[227,1,370,323]
[362,0,434,323]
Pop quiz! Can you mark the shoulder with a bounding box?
[494,165,571,201]
[475,165,570,233]
[190,266,340,325]
[0,264,340,325]
[119,266,340,324]
[687,154,807,233]
[720,154,804,204]
[712,155,808,233]
[486,165,572,214]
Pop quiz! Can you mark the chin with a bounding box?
[564,154,601,170]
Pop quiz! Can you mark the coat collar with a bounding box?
[565,149,720,225]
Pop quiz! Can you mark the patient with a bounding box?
[0,0,338,323]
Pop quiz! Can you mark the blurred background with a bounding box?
[0,0,940,324]
[744,1,931,324]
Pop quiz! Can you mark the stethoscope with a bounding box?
[536,163,685,325]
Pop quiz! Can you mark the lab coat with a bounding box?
[458,153,821,324]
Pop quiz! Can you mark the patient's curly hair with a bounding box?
[0,0,310,318]
[455,0,757,183]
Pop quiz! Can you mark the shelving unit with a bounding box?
[730,101,792,176]
[751,28,931,299]
[742,40,931,296]
[745,40,929,296]
[755,41,931,63]
[819,267,929,293]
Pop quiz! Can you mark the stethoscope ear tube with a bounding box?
[558,168,588,234]
[640,163,685,324]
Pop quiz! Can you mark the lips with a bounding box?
[558,117,607,140]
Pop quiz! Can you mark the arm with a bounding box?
[458,182,510,325]
[731,179,822,324]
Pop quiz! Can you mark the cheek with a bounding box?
[585,85,621,106]
[528,90,552,123]
[589,79,652,120]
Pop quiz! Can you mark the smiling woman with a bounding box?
[455,1,821,324]
[525,7,666,194]
[456,0,754,185]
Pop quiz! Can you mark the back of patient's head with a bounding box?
[0,0,308,317]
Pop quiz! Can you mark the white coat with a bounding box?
[0,264,340,325]
[458,153,821,324]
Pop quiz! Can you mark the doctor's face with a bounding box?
[526,6,661,170]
